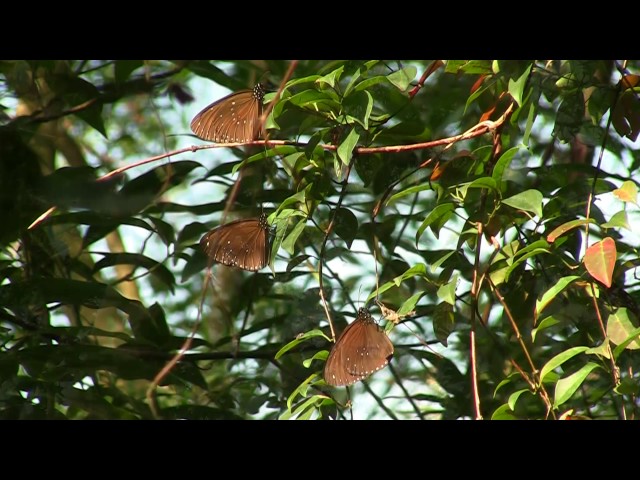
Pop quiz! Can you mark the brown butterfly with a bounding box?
[200,213,270,271]
[324,307,394,386]
[190,83,266,143]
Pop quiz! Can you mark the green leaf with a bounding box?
[531,315,561,343]
[436,275,457,305]
[333,207,359,248]
[554,92,585,143]
[615,377,640,396]
[416,203,456,243]
[501,189,543,218]
[303,350,328,368]
[273,186,311,216]
[337,128,360,165]
[493,372,520,397]
[445,61,493,75]
[601,210,630,230]
[457,177,498,198]
[284,373,323,412]
[354,76,390,92]
[316,65,344,88]
[607,307,640,350]
[387,184,433,205]
[75,102,107,139]
[539,346,589,384]
[369,264,428,299]
[491,146,522,191]
[491,403,518,420]
[147,216,176,245]
[186,61,238,88]
[343,90,373,129]
[114,60,143,84]
[284,394,324,420]
[535,275,580,318]
[275,329,328,360]
[387,66,417,91]
[399,292,425,316]
[433,302,454,347]
[613,325,640,358]
[93,252,176,293]
[286,89,341,113]
[281,216,307,255]
[523,101,537,146]
[508,64,532,107]
[508,388,531,411]
[585,339,611,359]
[554,362,600,408]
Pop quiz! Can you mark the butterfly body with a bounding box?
[200,213,270,271]
[190,83,266,143]
[324,307,394,387]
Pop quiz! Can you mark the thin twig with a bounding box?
[388,363,425,420]
[260,60,298,142]
[408,60,445,99]
[318,160,355,340]
[144,267,209,419]
[487,277,555,417]
[361,381,397,420]
[28,115,507,230]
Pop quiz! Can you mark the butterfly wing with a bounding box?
[324,308,394,386]
[190,84,265,143]
[200,214,270,271]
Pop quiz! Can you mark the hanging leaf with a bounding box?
[539,346,589,384]
[501,189,543,218]
[554,362,601,408]
[535,275,580,318]
[607,308,640,350]
[507,64,532,107]
[546,218,595,243]
[583,237,616,288]
[387,66,417,91]
[337,128,360,165]
[433,302,455,347]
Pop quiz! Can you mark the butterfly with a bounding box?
[190,83,266,143]
[200,212,270,271]
[324,307,394,386]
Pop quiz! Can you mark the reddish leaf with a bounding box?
[584,237,617,288]
[470,74,487,94]
[612,90,640,142]
[479,103,498,123]
[619,74,640,90]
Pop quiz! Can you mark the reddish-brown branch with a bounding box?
[408,60,444,99]
[28,109,511,230]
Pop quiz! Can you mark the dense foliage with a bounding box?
[1,60,639,420]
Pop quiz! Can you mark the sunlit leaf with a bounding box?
[535,275,580,318]
[501,189,543,218]
[554,362,600,408]
[607,308,640,350]
[583,237,616,288]
[539,346,589,383]
[337,128,360,165]
[612,180,638,205]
